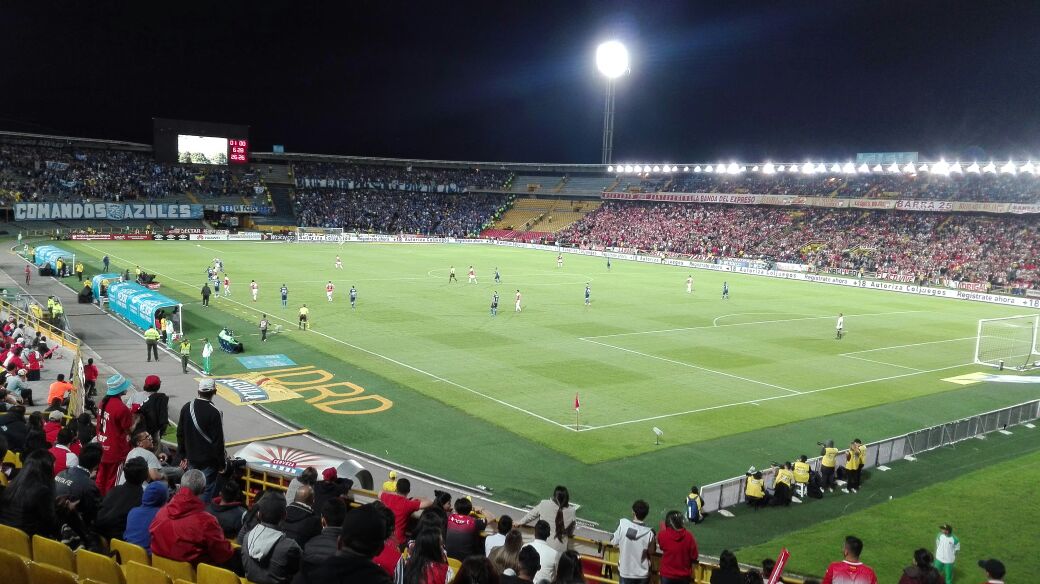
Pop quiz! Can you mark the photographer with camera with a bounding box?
[177,378,226,503]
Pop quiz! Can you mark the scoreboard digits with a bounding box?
[229,139,249,164]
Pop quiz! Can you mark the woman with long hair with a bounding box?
[551,550,586,584]
[451,556,499,584]
[488,530,523,575]
[710,550,743,584]
[400,529,453,584]
[518,485,576,554]
[658,510,699,584]
[898,549,944,584]
[0,450,59,537]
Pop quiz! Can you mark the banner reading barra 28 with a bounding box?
[15,202,204,221]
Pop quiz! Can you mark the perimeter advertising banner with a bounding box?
[600,192,1040,214]
[15,202,204,221]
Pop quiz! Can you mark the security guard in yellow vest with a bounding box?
[844,439,866,493]
[144,326,161,362]
[772,462,795,506]
[793,455,811,496]
[75,262,84,281]
[745,468,767,508]
[820,439,839,492]
[179,338,191,374]
[51,300,64,322]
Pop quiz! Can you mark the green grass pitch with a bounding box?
[63,240,1040,538]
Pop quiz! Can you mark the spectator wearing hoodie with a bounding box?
[242,493,302,584]
[43,410,63,444]
[137,375,169,445]
[94,456,148,540]
[299,498,347,582]
[610,500,655,584]
[55,442,104,527]
[48,426,79,475]
[313,466,353,513]
[124,480,169,552]
[0,405,27,452]
[309,502,392,584]
[207,480,249,539]
[280,484,322,548]
[657,510,699,584]
[150,469,235,566]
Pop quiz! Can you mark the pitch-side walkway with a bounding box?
[1,247,607,540]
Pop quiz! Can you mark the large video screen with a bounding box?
[178,135,228,165]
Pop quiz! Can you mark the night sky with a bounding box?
[3,1,1040,163]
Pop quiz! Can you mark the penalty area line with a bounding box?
[81,244,580,433]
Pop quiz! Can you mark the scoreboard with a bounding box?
[229,139,249,164]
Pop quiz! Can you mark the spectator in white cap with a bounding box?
[176,378,225,502]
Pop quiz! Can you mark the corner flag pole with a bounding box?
[574,393,580,431]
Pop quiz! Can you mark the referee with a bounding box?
[298,304,309,330]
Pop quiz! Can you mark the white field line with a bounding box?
[840,354,924,372]
[580,310,926,340]
[839,336,977,355]
[580,338,802,395]
[84,244,580,432]
[582,362,974,431]
[712,312,817,327]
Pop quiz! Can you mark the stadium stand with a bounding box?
[291,161,510,193]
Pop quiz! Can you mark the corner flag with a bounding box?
[574,393,580,412]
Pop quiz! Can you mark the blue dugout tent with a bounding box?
[107,281,182,335]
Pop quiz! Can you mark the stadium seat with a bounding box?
[110,538,150,566]
[198,562,241,584]
[175,579,194,584]
[29,561,78,584]
[448,557,462,574]
[75,548,126,584]
[0,549,30,584]
[0,523,32,558]
[32,534,75,572]
[125,561,173,584]
[152,555,197,583]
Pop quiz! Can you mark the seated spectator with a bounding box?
[310,502,393,584]
[117,430,165,485]
[47,373,73,406]
[123,480,169,553]
[5,369,32,406]
[22,411,50,458]
[453,557,499,584]
[898,549,944,584]
[657,510,699,584]
[370,501,401,576]
[399,528,453,584]
[300,498,348,580]
[552,550,585,584]
[286,466,318,503]
[485,514,513,556]
[48,426,79,476]
[43,410,63,444]
[500,545,540,584]
[149,469,235,566]
[55,442,103,529]
[313,466,353,513]
[610,501,654,584]
[527,520,559,584]
[446,496,492,560]
[489,529,524,576]
[207,480,248,539]
[379,477,432,545]
[242,494,302,584]
[0,449,60,538]
[710,550,742,584]
[94,456,148,540]
[281,483,322,548]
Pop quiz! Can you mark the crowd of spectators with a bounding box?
[294,190,510,237]
[661,171,1040,203]
[293,162,510,193]
[558,201,1040,289]
[0,144,265,202]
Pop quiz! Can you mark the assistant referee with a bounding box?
[298,304,309,330]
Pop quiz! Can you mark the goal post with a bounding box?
[974,314,1040,370]
[295,226,345,243]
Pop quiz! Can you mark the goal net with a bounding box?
[974,314,1040,370]
[295,226,345,243]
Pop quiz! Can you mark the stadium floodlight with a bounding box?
[983,161,997,173]
[857,163,870,173]
[727,162,741,174]
[903,162,917,173]
[597,41,629,165]
[873,164,883,172]
[815,163,826,173]
[1000,160,1016,174]
[1021,161,1036,174]
[887,162,901,173]
[918,164,929,172]
[643,165,652,173]
[931,160,950,176]
[830,163,842,173]
[783,164,793,172]
[762,162,775,174]
[694,165,702,172]
[752,165,760,172]
[967,162,981,173]
[802,162,816,174]
[623,164,633,173]
[705,165,713,173]
[842,162,857,173]
[607,165,614,173]
[671,165,678,172]
[683,166,690,172]
[652,165,661,172]
[950,162,963,173]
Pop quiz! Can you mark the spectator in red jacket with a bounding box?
[83,358,99,396]
[96,374,134,495]
[149,469,236,567]
[657,510,699,584]
[43,410,63,444]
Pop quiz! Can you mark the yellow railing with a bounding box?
[0,297,80,350]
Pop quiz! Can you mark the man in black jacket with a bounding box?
[55,443,104,545]
[308,503,391,584]
[299,499,347,583]
[94,456,148,540]
[281,484,322,548]
[177,378,225,503]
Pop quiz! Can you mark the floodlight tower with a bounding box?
[596,40,629,165]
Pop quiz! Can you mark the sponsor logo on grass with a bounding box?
[943,372,1040,386]
[237,354,297,369]
[210,365,393,414]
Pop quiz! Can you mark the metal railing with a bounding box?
[698,399,1040,513]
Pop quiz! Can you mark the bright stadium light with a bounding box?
[671,165,678,172]
[694,165,702,172]
[683,166,690,172]
[1000,160,1016,174]
[597,40,630,165]
[932,160,950,176]
[872,164,883,172]
[652,165,661,172]
[705,165,713,173]
[950,162,963,173]
[830,163,842,173]
[727,162,741,174]
[887,162,901,173]
[967,162,981,173]
[843,162,857,173]
[983,161,997,173]
[607,165,614,173]
[623,164,632,173]
[802,162,816,174]
[752,165,760,172]
[903,162,917,173]
[783,164,793,172]
[857,163,870,173]
[1022,161,1036,174]
[763,162,775,174]
[643,165,652,173]
[919,164,929,172]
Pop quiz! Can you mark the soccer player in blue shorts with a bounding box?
[280,284,288,308]
[722,281,729,300]
[350,285,357,310]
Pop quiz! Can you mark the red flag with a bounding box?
[574,393,580,412]
[767,548,790,584]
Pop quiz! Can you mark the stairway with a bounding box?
[266,185,296,220]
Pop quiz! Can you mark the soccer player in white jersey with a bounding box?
[326,280,335,302]
[468,266,477,284]
[335,255,343,269]
[250,279,259,302]
[836,313,844,339]
[556,254,564,268]
[515,290,522,312]
[686,275,693,294]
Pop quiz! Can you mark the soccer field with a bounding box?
[63,240,1040,526]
